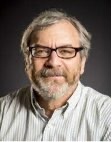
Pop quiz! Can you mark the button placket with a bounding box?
[42,109,62,140]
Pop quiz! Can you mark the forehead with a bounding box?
[30,20,80,47]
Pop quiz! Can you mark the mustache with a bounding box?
[40,68,66,77]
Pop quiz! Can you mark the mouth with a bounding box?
[40,69,66,80]
[43,75,64,78]
[42,75,65,82]
[41,72,65,77]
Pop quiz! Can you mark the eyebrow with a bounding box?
[30,44,74,48]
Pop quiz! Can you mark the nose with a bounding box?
[44,50,61,68]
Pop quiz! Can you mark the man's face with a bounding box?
[27,20,86,100]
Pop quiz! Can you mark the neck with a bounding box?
[34,83,78,118]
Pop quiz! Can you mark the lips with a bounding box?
[41,72,64,77]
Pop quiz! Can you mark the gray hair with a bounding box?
[21,9,91,60]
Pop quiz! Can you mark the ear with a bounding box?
[80,57,86,75]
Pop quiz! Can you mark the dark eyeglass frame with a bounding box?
[28,45,84,59]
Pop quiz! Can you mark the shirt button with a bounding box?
[47,123,54,128]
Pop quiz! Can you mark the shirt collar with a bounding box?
[67,81,82,108]
[30,81,83,113]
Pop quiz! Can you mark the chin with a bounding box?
[31,79,69,101]
[43,76,66,84]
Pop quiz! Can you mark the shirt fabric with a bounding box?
[0,82,111,141]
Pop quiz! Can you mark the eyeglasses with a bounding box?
[29,45,84,59]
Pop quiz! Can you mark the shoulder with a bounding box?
[81,83,111,123]
[0,86,31,114]
[82,84,110,107]
[82,85,111,105]
[81,84,111,140]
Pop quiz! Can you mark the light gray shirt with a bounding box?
[0,82,111,141]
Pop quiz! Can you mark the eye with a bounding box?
[36,49,45,53]
[36,48,48,55]
[59,48,74,55]
[32,47,50,57]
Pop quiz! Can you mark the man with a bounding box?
[0,9,110,141]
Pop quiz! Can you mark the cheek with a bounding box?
[64,59,82,80]
[64,58,81,72]
[32,59,46,71]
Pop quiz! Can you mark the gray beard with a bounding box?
[31,78,70,100]
[30,67,79,101]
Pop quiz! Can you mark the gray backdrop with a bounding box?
[0,0,111,97]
